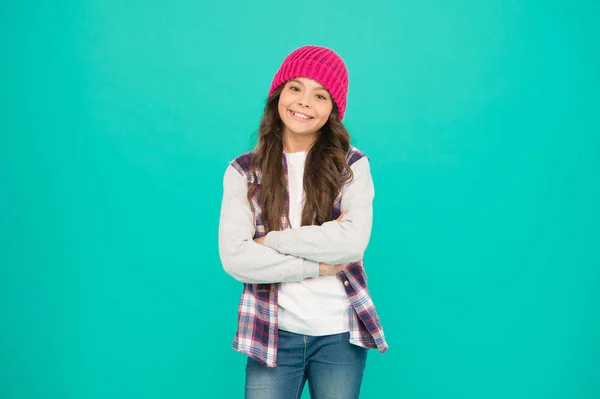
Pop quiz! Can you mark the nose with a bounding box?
[298,93,311,107]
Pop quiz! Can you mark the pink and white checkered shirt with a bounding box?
[228,146,388,367]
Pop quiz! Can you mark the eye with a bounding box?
[316,94,328,100]
[289,85,300,92]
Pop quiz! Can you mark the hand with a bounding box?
[336,210,348,222]
[319,262,349,276]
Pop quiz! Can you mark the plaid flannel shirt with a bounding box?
[229,146,388,367]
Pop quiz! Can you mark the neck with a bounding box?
[282,130,317,153]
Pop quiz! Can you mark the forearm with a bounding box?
[263,157,374,264]
[218,165,319,284]
[263,211,371,264]
[219,232,319,284]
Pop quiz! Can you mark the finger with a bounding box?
[336,210,349,222]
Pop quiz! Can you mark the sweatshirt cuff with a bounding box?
[264,231,282,251]
[302,260,319,279]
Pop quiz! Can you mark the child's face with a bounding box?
[278,77,333,139]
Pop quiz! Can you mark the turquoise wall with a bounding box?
[2,0,599,398]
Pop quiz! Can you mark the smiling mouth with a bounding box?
[289,110,314,121]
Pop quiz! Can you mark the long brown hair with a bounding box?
[248,84,354,231]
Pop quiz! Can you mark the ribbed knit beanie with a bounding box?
[269,45,349,120]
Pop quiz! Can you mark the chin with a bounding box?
[289,124,320,135]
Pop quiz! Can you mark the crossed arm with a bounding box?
[218,157,374,284]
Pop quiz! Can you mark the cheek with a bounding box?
[277,98,287,119]
[318,102,333,120]
[278,92,295,111]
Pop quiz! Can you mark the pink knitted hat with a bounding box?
[269,45,349,120]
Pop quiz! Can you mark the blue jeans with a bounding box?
[245,329,368,399]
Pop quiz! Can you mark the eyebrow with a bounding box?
[290,79,327,92]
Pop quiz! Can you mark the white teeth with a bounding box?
[292,111,311,120]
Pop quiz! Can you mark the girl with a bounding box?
[218,45,388,399]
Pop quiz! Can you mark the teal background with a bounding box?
[2,0,599,398]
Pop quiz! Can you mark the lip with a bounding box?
[288,109,314,122]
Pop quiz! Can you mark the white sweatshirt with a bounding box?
[218,154,375,335]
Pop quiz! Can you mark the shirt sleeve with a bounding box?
[263,156,374,264]
[218,165,320,284]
